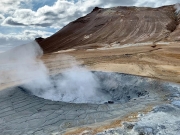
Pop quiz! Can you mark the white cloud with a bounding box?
[136,0,180,7]
[0,30,53,52]
[0,14,5,24]
[1,0,135,28]
[0,14,5,20]
[22,30,53,38]
[2,0,180,29]
[0,0,33,14]
[2,0,80,29]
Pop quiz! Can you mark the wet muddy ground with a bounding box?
[0,72,180,135]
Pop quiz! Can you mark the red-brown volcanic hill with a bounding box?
[38,5,179,53]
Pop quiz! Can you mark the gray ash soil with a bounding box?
[93,72,149,104]
[0,72,180,135]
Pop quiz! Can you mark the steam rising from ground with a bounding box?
[175,3,180,13]
[0,41,107,103]
[32,67,106,103]
[0,41,47,85]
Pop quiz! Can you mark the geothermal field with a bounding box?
[1,4,180,135]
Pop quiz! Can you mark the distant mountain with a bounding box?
[38,5,180,53]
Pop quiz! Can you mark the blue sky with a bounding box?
[0,0,180,52]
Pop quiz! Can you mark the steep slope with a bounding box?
[38,5,178,53]
[167,10,180,41]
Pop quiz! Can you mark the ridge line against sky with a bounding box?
[0,0,180,52]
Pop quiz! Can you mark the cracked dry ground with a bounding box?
[1,72,180,135]
[1,42,180,134]
[0,73,178,135]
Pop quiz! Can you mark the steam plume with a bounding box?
[175,3,180,13]
[0,41,107,103]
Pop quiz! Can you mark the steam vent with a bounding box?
[0,72,180,135]
[1,4,180,135]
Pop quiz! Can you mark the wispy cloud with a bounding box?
[0,30,53,52]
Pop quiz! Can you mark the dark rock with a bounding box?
[152,105,175,113]
[135,126,158,135]
[123,122,135,130]
[107,101,114,104]
[158,125,166,129]
[92,7,102,12]
[35,37,44,43]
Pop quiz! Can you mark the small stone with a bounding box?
[108,101,114,104]
[172,100,180,108]
[135,126,157,135]
[123,122,134,130]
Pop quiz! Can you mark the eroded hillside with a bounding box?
[38,5,180,53]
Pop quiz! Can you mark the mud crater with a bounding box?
[93,72,149,104]
[20,72,152,104]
